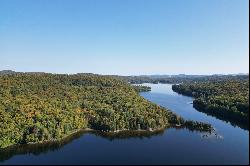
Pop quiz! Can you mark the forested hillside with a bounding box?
[172,79,249,130]
[0,73,212,149]
[115,75,249,84]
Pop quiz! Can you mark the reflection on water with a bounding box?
[141,83,249,131]
[0,130,84,162]
[0,84,248,165]
[0,129,165,162]
[193,107,249,131]
[0,127,218,162]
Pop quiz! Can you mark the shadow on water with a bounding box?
[0,129,165,162]
[0,130,84,162]
[0,127,215,162]
[193,107,249,131]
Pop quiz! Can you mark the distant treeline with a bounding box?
[115,75,249,84]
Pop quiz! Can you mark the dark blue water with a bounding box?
[0,84,249,165]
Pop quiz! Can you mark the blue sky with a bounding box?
[0,0,249,75]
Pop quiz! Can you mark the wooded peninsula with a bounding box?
[0,73,212,149]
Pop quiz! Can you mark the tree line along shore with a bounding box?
[0,73,213,149]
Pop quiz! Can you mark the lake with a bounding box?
[0,84,249,165]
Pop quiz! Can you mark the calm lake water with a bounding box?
[0,84,249,165]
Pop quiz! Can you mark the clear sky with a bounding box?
[0,0,249,75]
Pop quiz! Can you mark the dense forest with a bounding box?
[115,74,249,84]
[132,85,151,92]
[112,73,249,130]
[0,73,212,149]
[172,78,249,130]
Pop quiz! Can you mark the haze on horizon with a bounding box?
[0,0,249,76]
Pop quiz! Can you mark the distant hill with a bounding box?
[0,70,48,75]
[0,70,248,78]
[0,70,16,75]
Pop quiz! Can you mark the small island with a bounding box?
[0,73,213,149]
[132,85,152,92]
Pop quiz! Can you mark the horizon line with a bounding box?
[0,69,249,77]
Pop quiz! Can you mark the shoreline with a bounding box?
[172,87,249,131]
[0,83,214,150]
[0,123,214,151]
[0,127,168,150]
